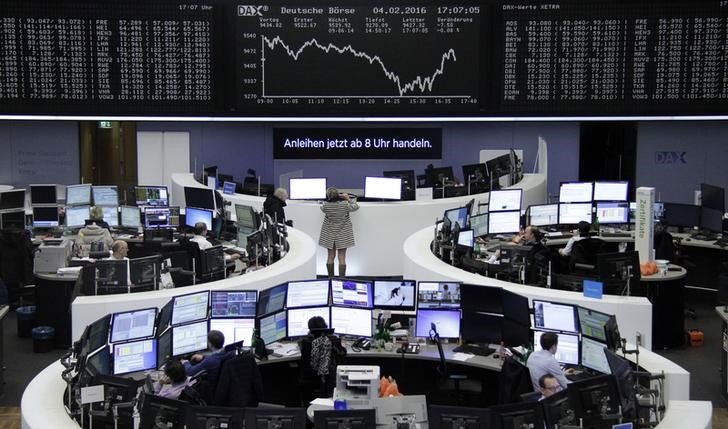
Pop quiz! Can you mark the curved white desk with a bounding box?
[70,227,317,342]
[172,172,547,276]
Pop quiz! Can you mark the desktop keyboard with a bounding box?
[452,344,496,356]
[601,232,632,238]
[224,246,247,256]
[691,233,717,241]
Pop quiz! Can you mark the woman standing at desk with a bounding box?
[319,187,359,277]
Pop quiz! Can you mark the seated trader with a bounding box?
[537,374,560,400]
[76,207,114,257]
[190,222,241,261]
[526,331,573,392]
[264,187,292,227]
[558,220,592,257]
[183,330,231,389]
[108,240,128,260]
[154,359,192,400]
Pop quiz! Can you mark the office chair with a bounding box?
[298,332,345,406]
[0,228,35,306]
[434,338,472,405]
[497,355,533,404]
[166,250,195,287]
[569,237,605,274]
[213,353,263,408]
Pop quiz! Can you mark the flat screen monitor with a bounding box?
[30,184,56,205]
[259,311,287,345]
[286,279,330,309]
[417,281,460,309]
[314,409,376,429]
[185,405,245,429]
[66,184,91,206]
[185,207,213,230]
[533,300,579,333]
[144,207,172,228]
[566,374,621,426]
[287,306,330,338]
[558,203,593,225]
[430,166,455,187]
[700,206,724,233]
[444,206,469,230]
[489,189,522,212]
[462,163,489,183]
[156,300,173,334]
[331,279,373,309]
[559,182,593,203]
[364,176,402,200]
[92,186,118,206]
[460,283,502,315]
[86,346,111,376]
[461,311,503,345]
[257,283,287,317]
[488,210,521,234]
[595,202,629,224]
[331,306,373,338]
[130,255,161,289]
[210,290,257,318]
[501,289,530,327]
[86,314,112,353]
[139,393,187,429]
[541,389,578,429]
[157,328,172,369]
[529,203,559,227]
[101,206,119,227]
[135,185,168,207]
[662,202,700,228]
[604,349,636,417]
[209,318,254,349]
[382,170,415,191]
[700,183,725,211]
[456,229,474,248]
[489,400,545,429]
[112,338,157,376]
[171,291,209,326]
[577,306,612,342]
[0,189,26,211]
[0,210,25,229]
[244,408,306,429]
[110,307,157,343]
[184,187,215,211]
[66,205,90,228]
[95,259,129,292]
[222,181,236,195]
[581,337,611,374]
[429,405,490,429]
[373,280,416,311]
[468,213,488,237]
[235,204,258,231]
[533,329,579,366]
[32,206,59,228]
[120,206,141,228]
[416,309,461,339]
[172,320,209,356]
[593,181,629,202]
[597,251,641,283]
[289,177,327,200]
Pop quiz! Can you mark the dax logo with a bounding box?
[238,5,264,16]
[655,151,686,165]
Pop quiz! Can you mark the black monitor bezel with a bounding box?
[110,306,158,344]
[111,338,158,376]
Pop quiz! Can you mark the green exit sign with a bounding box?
[98,121,112,129]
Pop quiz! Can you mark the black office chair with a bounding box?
[569,237,605,274]
[0,228,35,307]
[434,338,476,406]
[298,331,346,406]
[166,249,195,287]
[213,353,263,408]
[497,355,533,404]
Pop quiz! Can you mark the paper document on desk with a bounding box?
[310,398,335,406]
[57,266,83,275]
[271,343,299,356]
[451,352,475,361]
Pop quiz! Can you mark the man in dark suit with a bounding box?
[183,330,231,389]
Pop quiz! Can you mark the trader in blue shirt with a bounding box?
[183,330,231,389]
[526,331,574,391]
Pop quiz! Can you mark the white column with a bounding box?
[635,187,655,263]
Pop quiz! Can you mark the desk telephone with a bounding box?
[352,338,371,351]
[396,343,420,354]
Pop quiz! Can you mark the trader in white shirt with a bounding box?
[558,221,591,257]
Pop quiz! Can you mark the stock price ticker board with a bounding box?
[2,0,728,117]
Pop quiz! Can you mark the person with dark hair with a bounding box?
[526,331,573,391]
[308,316,328,332]
[558,220,592,257]
[183,330,231,389]
[299,316,346,406]
[318,187,359,277]
[538,374,560,400]
[154,359,191,399]
[190,222,240,261]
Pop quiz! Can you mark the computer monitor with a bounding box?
[700,206,724,233]
[415,309,461,339]
[489,400,545,429]
[129,256,161,290]
[66,205,90,228]
[244,408,306,429]
[222,181,236,195]
[501,289,530,327]
[468,213,488,237]
[110,307,157,343]
[289,177,327,200]
[566,374,621,427]
[286,279,330,309]
[383,170,415,191]
[156,328,172,369]
[430,166,455,187]
[287,306,331,338]
[577,306,612,343]
[541,389,578,429]
[428,404,490,429]
[135,185,169,207]
[417,281,460,309]
[86,314,111,353]
[66,184,92,206]
[0,189,25,211]
[364,176,402,200]
[581,337,611,374]
[32,206,59,228]
[184,186,216,211]
[486,153,512,179]
[313,409,376,429]
[208,318,254,349]
[210,290,257,318]
[171,290,209,326]
[444,206,469,230]
[662,202,700,228]
[172,320,209,356]
[533,329,579,366]
[459,283,502,315]
[86,346,111,376]
[597,251,641,283]
[259,310,287,345]
[528,203,558,227]
[533,300,579,333]
[462,162,489,184]
[489,189,522,212]
[0,210,25,229]
[185,405,244,429]
[120,206,141,229]
[94,259,129,293]
[92,186,119,206]
[235,204,259,230]
[488,210,521,234]
[112,338,157,376]
[593,181,629,202]
[30,184,57,205]
[558,203,592,225]
[138,393,187,429]
[373,280,416,311]
[331,279,373,309]
[185,207,213,230]
[331,306,373,338]
[144,207,172,229]
[461,311,503,345]
[257,283,287,317]
[700,183,725,211]
[101,206,119,227]
[595,202,629,224]
[559,182,593,203]
[456,229,474,249]
[604,348,636,418]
